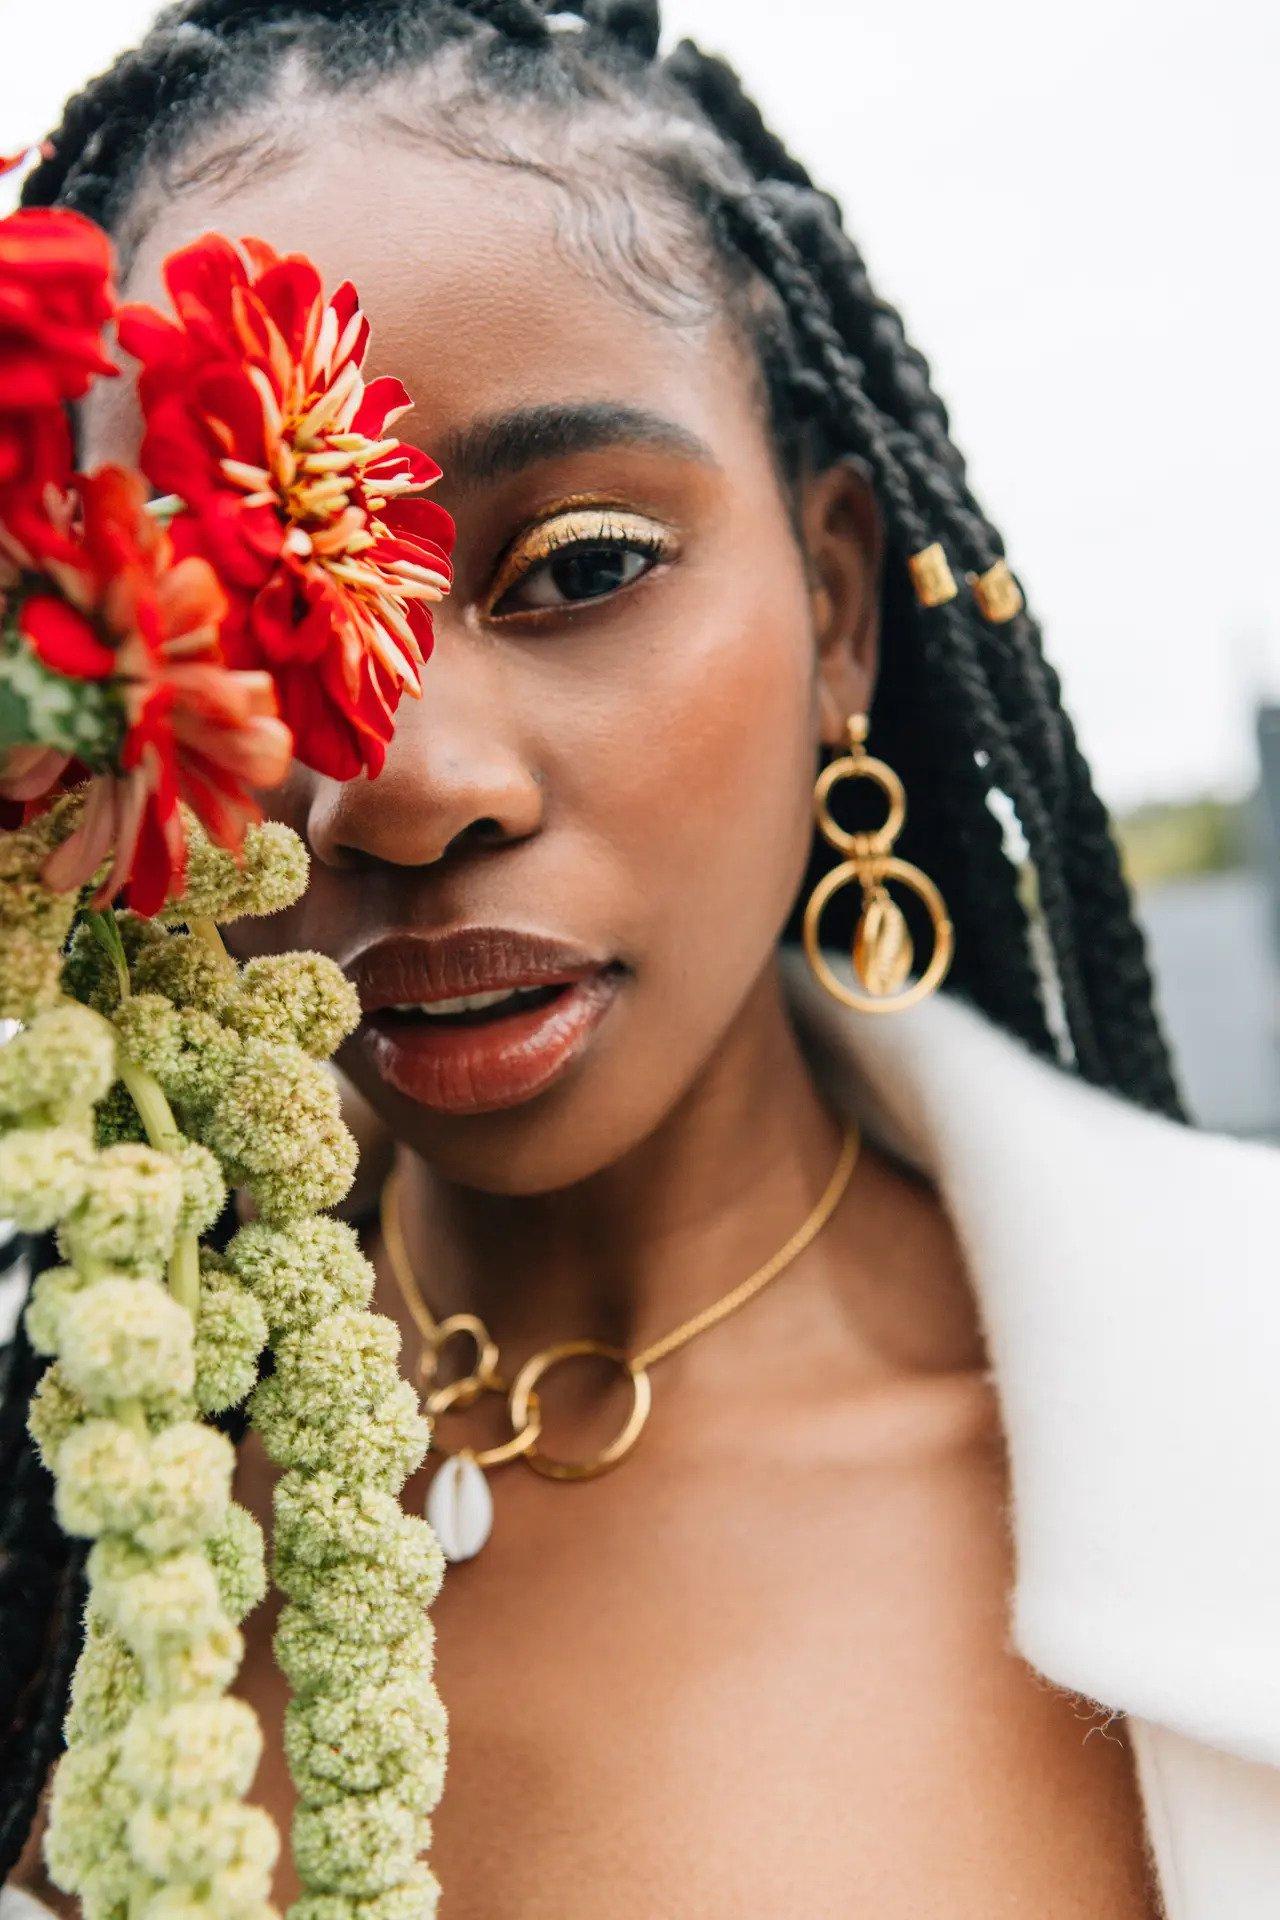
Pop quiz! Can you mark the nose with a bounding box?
[305,640,545,870]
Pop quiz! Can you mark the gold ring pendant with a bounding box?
[508,1339,653,1481]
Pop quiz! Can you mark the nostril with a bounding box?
[444,815,508,857]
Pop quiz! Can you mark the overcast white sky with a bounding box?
[2,0,1278,810]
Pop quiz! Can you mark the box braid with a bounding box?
[0,1308,87,1882]
[2,0,1184,1870]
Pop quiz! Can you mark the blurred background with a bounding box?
[3,0,1279,1135]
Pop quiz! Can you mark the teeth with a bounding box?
[385,988,538,1017]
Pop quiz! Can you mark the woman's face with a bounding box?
[85,115,880,1193]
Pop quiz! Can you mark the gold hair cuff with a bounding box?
[970,558,1024,623]
[907,542,958,608]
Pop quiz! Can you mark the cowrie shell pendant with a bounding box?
[426,1451,494,1562]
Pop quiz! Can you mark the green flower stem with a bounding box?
[187,914,236,979]
[117,1400,149,1441]
[78,996,203,1322]
[114,1052,202,1318]
[83,908,130,1005]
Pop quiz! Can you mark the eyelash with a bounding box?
[486,505,677,618]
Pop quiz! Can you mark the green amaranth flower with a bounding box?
[275,1555,438,1648]
[273,1475,411,1570]
[236,1202,441,1908]
[284,1677,446,1811]
[204,1039,343,1175]
[251,1374,428,1490]
[132,933,237,1016]
[138,1886,278,1920]
[126,1795,278,1886]
[247,1117,359,1223]
[227,952,361,1058]
[63,910,165,1015]
[125,1423,236,1557]
[204,1503,268,1624]
[94,1079,148,1146]
[55,1418,152,1538]
[288,1862,440,1920]
[112,995,243,1113]
[0,814,80,1018]
[171,818,309,923]
[65,1615,145,1745]
[173,1139,227,1239]
[193,1278,266,1414]
[275,1310,402,1414]
[16,893,334,1919]
[25,1263,88,1358]
[0,1121,94,1231]
[88,1542,244,1700]
[42,1732,136,1912]
[292,1788,426,1899]
[26,1362,89,1471]
[57,1278,196,1407]
[18,837,446,1915]
[59,1144,183,1276]
[0,1002,117,1121]
[119,1697,263,1808]
[0,923,67,1020]
[225,1217,374,1339]
[274,1613,436,1703]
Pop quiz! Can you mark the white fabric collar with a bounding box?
[784,953,1280,1767]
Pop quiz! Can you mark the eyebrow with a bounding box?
[436,401,719,489]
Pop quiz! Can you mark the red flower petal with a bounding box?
[161,233,248,333]
[252,255,324,363]
[20,594,116,678]
[350,374,415,438]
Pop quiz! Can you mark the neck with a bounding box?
[383,957,845,1367]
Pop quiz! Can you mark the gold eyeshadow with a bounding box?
[485,499,679,615]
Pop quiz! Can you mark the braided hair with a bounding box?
[3,0,1183,1870]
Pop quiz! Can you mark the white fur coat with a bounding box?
[787,957,1280,1918]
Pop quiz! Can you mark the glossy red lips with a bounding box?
[348,927,620,1115]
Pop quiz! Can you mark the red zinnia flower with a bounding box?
[0,466,292,914]
[0,205,117,504]
[118,234,454,781]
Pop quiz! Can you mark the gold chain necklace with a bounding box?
[380,1124,861,1562]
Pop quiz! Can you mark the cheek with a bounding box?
[548,530,818,974]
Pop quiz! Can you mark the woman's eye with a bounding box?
[487,508,676,618]
[497,540,655,613]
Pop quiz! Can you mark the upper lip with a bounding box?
[347,927,608,1013]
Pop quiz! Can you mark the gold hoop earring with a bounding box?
[802,715,954,1014]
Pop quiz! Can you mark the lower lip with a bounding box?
[361,973,620,1115]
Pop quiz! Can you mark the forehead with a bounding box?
[85,130,761,473]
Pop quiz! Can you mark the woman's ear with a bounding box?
[797,461,884,747]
